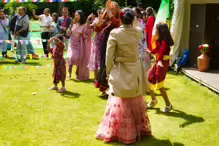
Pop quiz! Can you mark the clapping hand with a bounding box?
[97,11,101,19]
[102,0,111,19]
[106,0,112,11]
[144,48,151,54]
[72,18,76,24]
[79,32,83,36]
[157,61,164,67]
[62,27,67,31]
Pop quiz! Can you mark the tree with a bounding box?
[4,2,37,16]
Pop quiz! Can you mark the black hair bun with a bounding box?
[122,8,135,25]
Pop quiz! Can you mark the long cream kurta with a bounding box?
[106,25,148,98]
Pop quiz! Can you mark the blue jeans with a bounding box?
[26,40,35,55]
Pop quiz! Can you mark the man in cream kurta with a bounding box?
[106,25,148,98]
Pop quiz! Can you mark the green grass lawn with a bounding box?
[0,51,219,146]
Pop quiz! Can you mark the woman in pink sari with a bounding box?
[87,9,106,86]
[67,10,90,80]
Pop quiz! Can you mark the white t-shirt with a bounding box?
[39,14,52,32]
[50,22,58,37]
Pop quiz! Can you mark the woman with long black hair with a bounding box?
[145,23,174,112]
[67,10,90,80]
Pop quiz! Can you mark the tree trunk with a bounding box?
[57,2,64,15]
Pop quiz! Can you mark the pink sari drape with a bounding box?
[67,24,91,80]
[77,29,91,80]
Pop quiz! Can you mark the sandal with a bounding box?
[58,87,66,93]
[163,104,173,113]
[49,86,58,90]
[147,99,158,108]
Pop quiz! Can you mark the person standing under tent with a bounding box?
[50,13,59,47]
[67,10,90,81]
[50,13,58,38]
[33,8,52,58]
[57,7,72,50]
[0,9,9,59]
[9,13,18,54]
[145,7,155,51]
[10,13,37,59]
[14,7,29,64]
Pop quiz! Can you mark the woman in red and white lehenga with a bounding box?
[96,7,151,145]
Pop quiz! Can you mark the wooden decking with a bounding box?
[181,67,219,93]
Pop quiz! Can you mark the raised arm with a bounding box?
[32,9,40,20]
[104,0,120,28]
[87,13,94,29]
[66,19,75,36]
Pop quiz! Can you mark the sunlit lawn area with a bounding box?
[0,50,219,146]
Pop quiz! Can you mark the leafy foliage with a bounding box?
[4,2,37,16]
[3,0,174,18]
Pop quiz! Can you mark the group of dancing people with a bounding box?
[47,0,174,144]
[0,0,174,144]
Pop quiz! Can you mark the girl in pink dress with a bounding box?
[87,9,105,86]
[67,10,90,81]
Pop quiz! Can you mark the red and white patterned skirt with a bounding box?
[96,95,152,144]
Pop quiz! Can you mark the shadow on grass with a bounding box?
[146,91,161,96]
[0,61,42,66]
[106,136,184,146]
[98,95,108,100]
[2,56,16,60]
[146,88,170,97]
[150,108,204,128]
[71,79,95,84]
[3,56,40,60]
[168,71,184,77]
[60,91,80,98]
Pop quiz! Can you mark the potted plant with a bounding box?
[197,44,210,72]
